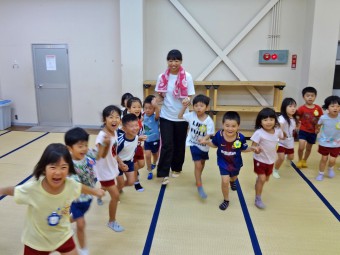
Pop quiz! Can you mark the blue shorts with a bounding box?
[119,160,134,176]
[219,167,240,177]
[70,199,92,220]
[298,130,317,144]
[144,140,160,154]
[190,146,209,161]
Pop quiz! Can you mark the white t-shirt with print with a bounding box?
[278,115,296,149]
[183,111,215,152]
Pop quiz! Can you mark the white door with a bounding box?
[32,44,72,126]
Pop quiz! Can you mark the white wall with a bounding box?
[0,0,339,129]
[0,0,121,127]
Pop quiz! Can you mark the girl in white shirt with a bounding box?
[250,108,283,209]
[273,98,298,179]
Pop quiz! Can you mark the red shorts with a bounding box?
[253,159,274,176]
[277,146,294,155]
[24,236,75,255]
[318,145,340,157]
[133,145,144,162]
[100,179,116,187]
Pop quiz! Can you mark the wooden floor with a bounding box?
[1,128,340,254]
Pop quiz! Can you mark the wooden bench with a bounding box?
[143,80,286,129]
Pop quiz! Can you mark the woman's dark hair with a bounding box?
[255,107,279,129]
[121,93,133,107]
[143,95,155,108]
[192,94,210,106]
[32,143,75,180]
[64,127,89,147]
[102,105,121,122]
[222,111,240,125]
[280,97,297,127]
[167,49,182,61]
[322,95,340,110]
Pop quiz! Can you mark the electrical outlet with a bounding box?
[15,115,18,120]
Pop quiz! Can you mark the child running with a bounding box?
[179,94,215,199]
[273,98,298,179]
[116,113,139,191]
[315,95,340,181]
[126,97,147,191]
[94,105,125,232]
[201,111,255,209]
[296,86,323,168]
[0,143,104,255]
[65,127,104,255]
[251,108,283,209]
[142,95,160,180]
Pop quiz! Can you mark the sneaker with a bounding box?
[219,200,229,210]
[78,248,89,255]
[151,164,156,170]
[107,221,124,232]
[301,160,308,168]
[255,198,266,209]
[147,171,153,180]
[328,169,335,178]
[162,177,169,185]
[134,182,144,192]
[197,186,207,199]
[296,160,303,168]
[316,173,324,181]
[272,170,280,179]
[171,171,180,178]
[97,198,103,206]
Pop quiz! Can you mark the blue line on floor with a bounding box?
[0,132,49,159]
[236,179,262,255]
[0,130,11,136]
[291,161,340,221]
[0,174,33,201]
[142,184,166,255]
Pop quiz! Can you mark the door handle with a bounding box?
[38,84,43,88]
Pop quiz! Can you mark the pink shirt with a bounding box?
[251,128,283,164]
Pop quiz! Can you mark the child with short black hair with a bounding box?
[116,113,139,191]
[315,95,340,181]
[201,111,255,210]
[251,108,284,209]
[0,143,104,255]
[296,86,323,168]
[127,97,147,191]
[179,94,215,199]
[143,95,160,180]
[65,127,102,255]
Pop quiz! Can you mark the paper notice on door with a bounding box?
[46,55,56,71]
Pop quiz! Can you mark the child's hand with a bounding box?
[182,97,191,107]
[151,97,158,107]
[119,163,129,172]
[96,188,105,198]
[139,135,147,141]
[198,137,208,145]
[103,135,111,147]
[252,146,262,154]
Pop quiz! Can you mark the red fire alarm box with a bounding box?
[291,54,297,69]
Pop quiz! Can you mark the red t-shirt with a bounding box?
[296,104,323,133]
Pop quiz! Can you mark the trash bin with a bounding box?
[0,100,12,130]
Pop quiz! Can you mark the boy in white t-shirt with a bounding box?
[178,94,215,199]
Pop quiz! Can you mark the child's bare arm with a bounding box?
[178,105,187,119]
[81,185,105,198]
[0,186,15,196]
[198,135,217,148]
[152,98,161,121]
[117,156,129,172]
[96,133,111,159]
[250,141,262,154]
[315,124,322,134]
